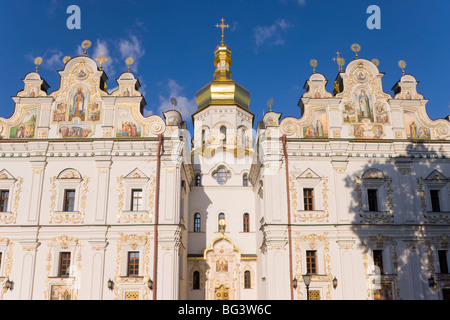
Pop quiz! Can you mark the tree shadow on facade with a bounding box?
[344,140,449,300]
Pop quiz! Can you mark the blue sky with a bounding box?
[0,0,449,128]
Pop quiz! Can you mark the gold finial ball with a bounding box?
[126,57,134,71]
[63,56,71,64]
[371,58,380,67]
[81,40,92,50]
[34,57,43,66]
[309,59,318,68]
[351,43,361,53]
[398,60,407,69]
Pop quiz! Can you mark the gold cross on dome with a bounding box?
[216,18,230,45]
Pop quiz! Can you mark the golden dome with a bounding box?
[195,43,251,112]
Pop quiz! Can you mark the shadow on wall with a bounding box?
[344,141,449,300]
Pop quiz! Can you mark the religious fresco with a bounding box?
[373,283,393,300]
[50,285,72,300]
[87,102,101,122]
[69,86,88,121]
[303,109,328,138]
[168,116,179,126]
[9,108,37,139]
[53,102,67,122]
[116,107,142,137]
[216,258,228,272]
[403,111,430,139]
[58,120,93,138]
[374,103,390,124]
[352,122,383,139]
[355,88,374,122]
[343,103,357,123]
[341,85,389,139]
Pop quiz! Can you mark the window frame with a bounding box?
[127,251,140,277]
[218,213,225,233]
[244,270,251,289]
[63,189,76,212]
[303,188,314,211]
[59,252,71,278]
[0,190,9,213]
[213,167,231,185]
[438,250,449,274]
[373,249,384,275]
[194,213,201,233]
[306,250,317,275]
[193,270,200,290]
[430,189,441,213]
[243,213,250,232]
[367,189,379,212]
[130,188,144,212]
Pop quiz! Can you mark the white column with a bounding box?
[18,241,40,300]
[88,241,108,299]
[27,163,46,223]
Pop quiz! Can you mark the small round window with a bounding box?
[213,168,230,185]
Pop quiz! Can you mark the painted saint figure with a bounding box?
[72,87,85,119]
[315,120,324,137]
[358,89,371,120]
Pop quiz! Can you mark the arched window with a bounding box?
[244,270,251,289]
[243,213,250,232]
[213,167,230,185]
[220,125,227,142]
[243,174,248,186]
[238,128,246,146]
[193,270,200,290]
[202,130,206,147]
[195,174,201,186]
[218,213,225,233]
[194,213,201,232]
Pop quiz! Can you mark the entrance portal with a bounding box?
[215,285,229,300]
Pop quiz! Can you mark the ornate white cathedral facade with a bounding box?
[0,34,449,300]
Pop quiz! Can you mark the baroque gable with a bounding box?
[280,59,450,141]
[0,56,166,140]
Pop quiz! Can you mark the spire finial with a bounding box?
[34,57,43,73]
[332,51,345,72]
[96,52,108,71]
[126,57,134,72]
[81,40,92,56]
[215,18,230,45]
[398,60,407,75]
[309,59,318,73]
[351,43,361,59]
[267,98,274,112]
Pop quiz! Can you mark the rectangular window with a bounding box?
[59,252,71,278]
[373,250,384,274]
[306,250,317,274]
[303,188,314,211]
[127,252,140,277]
[439,250,449,274]
[367,189,378,211]
[430,190,441,212]
[131,189,143,211]
[63,190,76,212]
[0,190,9,212]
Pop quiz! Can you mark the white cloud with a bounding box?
[253,18,292,51]
[155,79,197,122]
[25,49,64,71]
[92,39,115,76]
[118,35,145,72]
